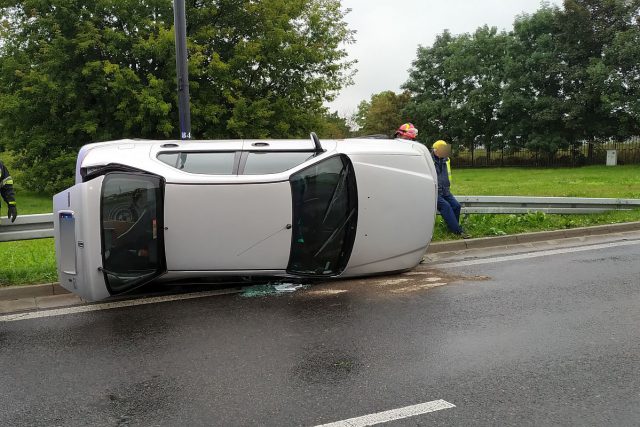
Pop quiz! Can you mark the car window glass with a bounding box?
[243,152,315,175]
[158,152,235,175]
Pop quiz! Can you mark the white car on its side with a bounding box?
[53,134,438,301]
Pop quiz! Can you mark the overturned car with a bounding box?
[53,134,438,301]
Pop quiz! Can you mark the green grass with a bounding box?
[428,165,640,240]
[453,165,640,198]
[1,151,56,285]
[0,239,57,286]
[433,209,640,241]
[1,164,639,286]
[1,151,53,215]
[9,190,53,215]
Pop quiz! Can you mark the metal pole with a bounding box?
[173,0,191,140]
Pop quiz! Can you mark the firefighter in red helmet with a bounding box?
[394,123,418,141]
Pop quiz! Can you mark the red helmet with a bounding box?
[395,123,418,140]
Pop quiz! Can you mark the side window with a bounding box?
[288,155,358,276]
[243,152,315,174]
[101,173,165,293]
[158,152,236,175]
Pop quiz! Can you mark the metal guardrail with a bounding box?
[458,196,640,214]
[1,196,639,242]
[0,213,54,242]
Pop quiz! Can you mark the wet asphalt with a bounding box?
[1,239,640,426]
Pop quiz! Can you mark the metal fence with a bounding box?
[2,196,639,242]
[451,139,640,167]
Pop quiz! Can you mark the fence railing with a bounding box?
[2,196,639,242]
[451,140,640,167]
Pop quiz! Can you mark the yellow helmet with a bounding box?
[432,140,448,149]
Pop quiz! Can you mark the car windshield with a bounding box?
[288,155,358,276]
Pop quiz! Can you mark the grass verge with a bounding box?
[433,209,640,241]
[0,239,57,286]
[454,165,640,198]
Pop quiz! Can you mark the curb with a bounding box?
[2,221,640,302]
[427,221,640,254]
[0,283,69,301]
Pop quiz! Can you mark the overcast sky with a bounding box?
[328,0,563,116]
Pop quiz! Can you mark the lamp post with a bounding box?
[173,0,191,140]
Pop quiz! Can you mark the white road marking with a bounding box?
[314,399,455,427]
[436,239,640,269]
[0,289,240,323]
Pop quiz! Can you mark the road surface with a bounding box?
[1,235,640,426]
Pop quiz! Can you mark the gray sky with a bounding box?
[328,0,563,116]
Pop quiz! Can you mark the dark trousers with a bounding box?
[437,193,463,234]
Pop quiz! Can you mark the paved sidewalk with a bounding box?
[1,221,639,315]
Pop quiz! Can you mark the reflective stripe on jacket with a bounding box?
[0,160,16,207]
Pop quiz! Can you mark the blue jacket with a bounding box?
[432,154,451,196]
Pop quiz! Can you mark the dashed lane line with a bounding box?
[313,399,456,427]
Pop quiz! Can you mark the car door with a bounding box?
[53,172,166,301]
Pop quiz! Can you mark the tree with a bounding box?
[316,111,352,139]
[453,26,510,163]
[353,90,411,137]
[603,19,640,137]
[0,0,177,191]
[402,30,469,146]
[187,0,356,139]
[502,5,571,156]
[403,27,509,163]
[0,0,355,192]
[403,0,640,165]
[559,0,640,146]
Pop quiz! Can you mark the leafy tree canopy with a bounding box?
[400,0,640,159]
[0,0,355,191]
[353,90,410,137]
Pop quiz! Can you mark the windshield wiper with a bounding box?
[321,164,348,224]
[314,208,356,258]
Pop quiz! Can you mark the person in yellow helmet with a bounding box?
[432,140,469,238]
[0,159,17,223]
